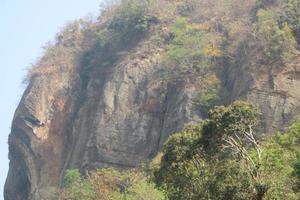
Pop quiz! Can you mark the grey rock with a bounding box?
[4,37,300,200]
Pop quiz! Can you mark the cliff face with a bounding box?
[224,55,300,134]
[5,37,300,199]
[4,1,300,199]
[4,39,205,200]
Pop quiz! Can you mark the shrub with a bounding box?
[59,168,166,200]
[62,169,82,188]
[199,87,220,114]
[198,76,221,115]
[79,51,94,88]
[293,153,300,192]
[60,169,95,200]
[256,9,297,64]
[165,17,206,66]
[109,0,157,43]
[95,29,112,49]
[111,176,166,200]
[162,16,223,81]
[279,0,300,44]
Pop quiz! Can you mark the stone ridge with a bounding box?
[4,28,300,200]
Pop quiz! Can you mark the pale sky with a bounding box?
[0,0,102,199]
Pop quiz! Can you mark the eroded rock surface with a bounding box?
[4,34,300,200]
[4,40,204,200]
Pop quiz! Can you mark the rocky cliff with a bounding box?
[4,0,300,199]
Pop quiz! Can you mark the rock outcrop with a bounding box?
[5,35,300,199]
[224,55,300,134]
[4,3,300,199]
[4,39,205,200]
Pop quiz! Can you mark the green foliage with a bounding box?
[161,125,201,164]
[112,179,166,200]
[156,153,253,200]
[164,17,223,68]
[62,169,82,188]
[195,159,253,200]
[153,125,203,200]
[58,110,300,200]
[198,77,221,115]
[160,16,224,82]
[201,101,258,154]
[154,102,256,200]
[154,125,202,187]
[109,0,157,43]
[154,102,300,200]
[59,168,166,200]
[255,121,300,199]
[256,9,297,64]
[95,29,112,49]
[79,50,94,88]
[293,153,300,192]
[279,0,300,43]
[154,102,258,200]
[200,87,220,112]
[165,17,205,65]
[255,0,280,9]
[60,169,95,200]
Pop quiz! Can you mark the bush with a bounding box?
[279,0,300,43]
[109,0,157,43]
[293,153,300,192]
[60,169,95,200]
[256,9,297,64]
[197,76,221,115]
[165,17,204,63]
[161,16,223,81]
[199,87,220,113]
[62,169,82,188]
[112,178,166,200]
[59,168,166,200]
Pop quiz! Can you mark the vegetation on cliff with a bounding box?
[154,101,300,199]
[23,0,300,199]
[59,168,166,200]
[25,0,299,112]
[59,101,300,199]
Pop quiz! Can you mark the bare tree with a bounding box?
[222,125,267,200]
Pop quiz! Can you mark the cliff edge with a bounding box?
[5,0,300,199]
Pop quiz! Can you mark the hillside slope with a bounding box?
[4,0,300,199]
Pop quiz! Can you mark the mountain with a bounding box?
[4,0,300,199]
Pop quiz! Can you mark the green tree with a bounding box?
[109,0,157,43]
[201,101,258,155]
[153,125,204,200]
[153,124,254,199]
[154,126,201,181]
[258,120,300,199]
[154,101,300,200]
[279,0,300,43]
[256,9,297,64]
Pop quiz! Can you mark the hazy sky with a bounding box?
[0,0,101,199]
